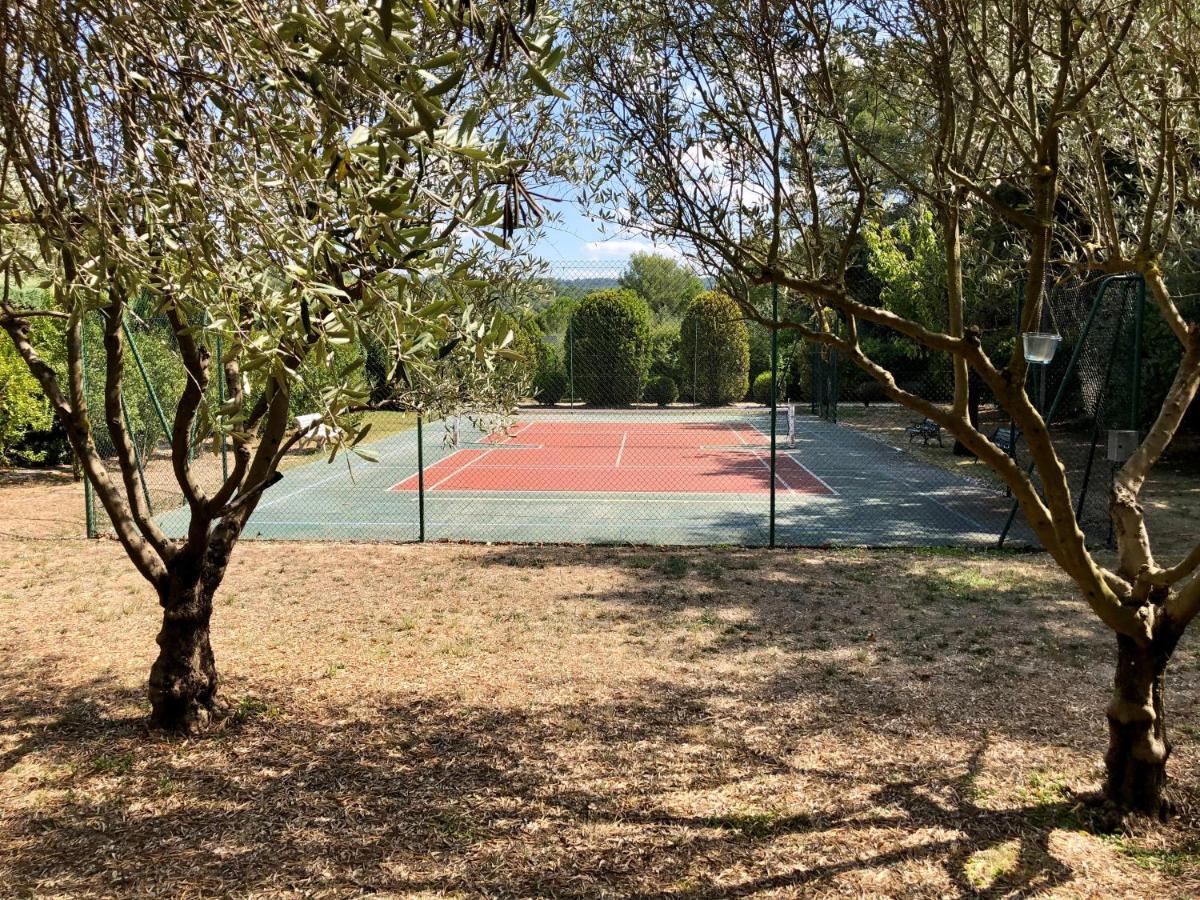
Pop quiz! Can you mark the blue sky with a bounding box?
[527,189,686,266]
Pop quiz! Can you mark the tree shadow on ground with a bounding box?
[478,544,1128,738]
[0,657,1136,897]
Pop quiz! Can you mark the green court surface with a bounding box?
[156,408,1032,547]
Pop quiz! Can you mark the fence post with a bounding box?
[416,414,426,541]
[997,274,1130,548]
[769,283,778,549]
[120,395,154,514]
[216,332,229,481]
[1131,274,1145,431]
[692,317,699,404]
[567,322,575,404]
[121,318,172,438]
[80,315,96,538]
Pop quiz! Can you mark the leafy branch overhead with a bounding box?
[0,0,565,731]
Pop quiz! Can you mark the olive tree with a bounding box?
[575,0,1200,819]
[0,0,563,731]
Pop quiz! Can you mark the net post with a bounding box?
[769,283,778,549]
[416,414,426,542]
[80,314,96,539]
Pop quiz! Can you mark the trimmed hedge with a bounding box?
[679,291,750,405]
[644,374,678,406]
[568,288,652,406]
[751,371,783,405]
[532,343,568,404]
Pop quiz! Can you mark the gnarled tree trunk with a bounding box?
[1104,632,1176,819]
[148,571,224,733]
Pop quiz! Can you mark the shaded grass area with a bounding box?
[3,513,1200,895]
[2,468,1200,897]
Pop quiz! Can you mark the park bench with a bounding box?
[905,418,943,447]
[990,424,1021,455]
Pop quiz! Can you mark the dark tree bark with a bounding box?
[1104,632,1178,819]
[147,571,224,732]
[146,526,241,733]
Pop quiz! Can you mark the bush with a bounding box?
[1,312,56,465]
[857,380,887,407]
[679,291,750,405]
[751,371,783,405]
[648,322,680,381]
[644,375,678,406]
[533,369,567,405]
[532,344,567,404]
[568,289,652,406]
[497,317,540,401]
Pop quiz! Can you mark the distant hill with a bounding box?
[550,276,622,297]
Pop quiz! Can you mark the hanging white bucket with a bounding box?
[1022,332,1062,364]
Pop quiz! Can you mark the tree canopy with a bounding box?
[617,252,703,319]
[0,0,565,730]
[573,0,1200,818]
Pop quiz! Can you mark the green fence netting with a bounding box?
[82,265,1145,549]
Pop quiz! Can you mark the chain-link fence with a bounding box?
[83,264,1145,549]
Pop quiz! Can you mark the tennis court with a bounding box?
[390,420,832,496]
[157,408,1032,546]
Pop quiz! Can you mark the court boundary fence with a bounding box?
[81,268,1147,551]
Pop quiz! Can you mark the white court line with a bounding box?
[744,420,839,497]
[256,466,357,511]
[426,421,534,490]
[263,420,451,508]
[872,455,988,533]
[397,462,776,471]
[725,421,800,496]
[615,432,628,467]
[427,446,499,490]
[250,520,779,531]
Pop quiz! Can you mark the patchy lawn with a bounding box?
[2,476,1200,897]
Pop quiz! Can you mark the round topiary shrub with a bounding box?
[678,291,750,405]
[644,374,678,406]
[531,343,567,405]
[751,371,783,405]
[533,369,567,405]
[568,288,652,406]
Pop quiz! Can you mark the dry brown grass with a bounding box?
[2,477,1200,897]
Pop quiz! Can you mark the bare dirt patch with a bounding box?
[1,476,1199,897]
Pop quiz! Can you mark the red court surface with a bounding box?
[390,421,834,495]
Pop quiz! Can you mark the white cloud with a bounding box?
[583,239,685,262]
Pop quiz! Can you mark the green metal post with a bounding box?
[416,415,426,541]
[567,323,575,404]
[1131,275,1145,431]
[216,333,229,481]
[121,318,172,438]
[997,274,1135,547]
[80,315,96,538]
[769,283,779,549]
[121,396,154,514]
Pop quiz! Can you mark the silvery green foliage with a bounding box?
[0,0,565,470]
